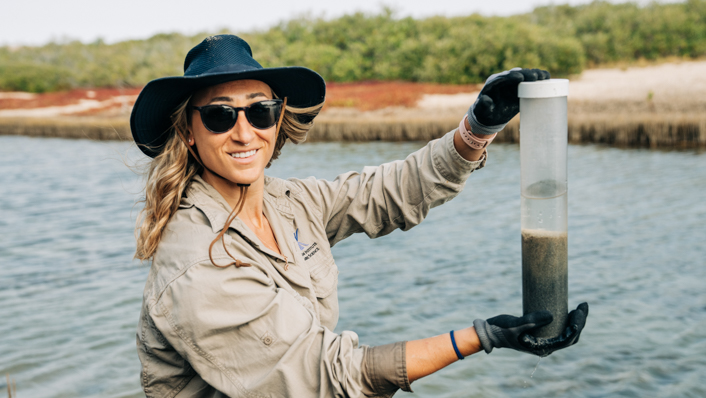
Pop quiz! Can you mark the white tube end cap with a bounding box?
[518,79,569,98]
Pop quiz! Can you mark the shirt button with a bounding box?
[263,336,273,345]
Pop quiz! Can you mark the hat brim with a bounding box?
[130,66,325,158]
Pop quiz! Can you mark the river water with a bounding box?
[1,136,705,397]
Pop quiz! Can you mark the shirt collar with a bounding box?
[181,175,293,234]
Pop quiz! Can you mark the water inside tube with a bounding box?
[523,179,566,199]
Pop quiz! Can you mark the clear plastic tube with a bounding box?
[519,80,569,338]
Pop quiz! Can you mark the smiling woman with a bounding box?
[129,34,587,397]
[189,80,280,188]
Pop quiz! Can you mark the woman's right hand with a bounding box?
[467,68,551,136]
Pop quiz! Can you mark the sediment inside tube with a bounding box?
[522,228,569,338]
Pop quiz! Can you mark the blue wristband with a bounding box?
[450,330,464,360]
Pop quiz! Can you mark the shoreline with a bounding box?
[2,112,704,148]
[2,60,705,148]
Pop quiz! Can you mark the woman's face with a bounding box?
[188,79,278,190]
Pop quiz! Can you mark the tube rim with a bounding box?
[518,79,569,98]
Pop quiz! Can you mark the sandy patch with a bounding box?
[416,92,478,110]
[0,95,137,118]
[405,60,706,114]
[569,61,706,102]
[0,92,38,100]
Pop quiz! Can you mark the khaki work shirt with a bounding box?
[137,130,486,397]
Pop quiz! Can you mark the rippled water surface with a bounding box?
[1,136,705,397]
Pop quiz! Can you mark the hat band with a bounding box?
[187,63,260,77]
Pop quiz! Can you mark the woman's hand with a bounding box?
[473,302,589,357]
[467,68,551,136]
[520,303,589,357]
[405,303,587,384]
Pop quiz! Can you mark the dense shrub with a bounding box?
[525,0,706,65]
[0,1,703,92]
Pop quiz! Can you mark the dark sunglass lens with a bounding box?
[247,101,281,129]
[202,106,237,133]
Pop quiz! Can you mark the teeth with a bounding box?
[231,149,256,158]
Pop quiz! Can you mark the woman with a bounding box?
[131,35,588,397]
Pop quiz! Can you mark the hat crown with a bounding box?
[131,34,325,158]
[183,35,263,76]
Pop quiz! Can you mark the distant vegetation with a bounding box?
[1,0,704,92]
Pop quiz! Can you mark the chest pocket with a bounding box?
[306,248,338,298]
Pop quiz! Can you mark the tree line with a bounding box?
[1,0,704,93]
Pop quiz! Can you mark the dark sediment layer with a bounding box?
[522,228,568,339]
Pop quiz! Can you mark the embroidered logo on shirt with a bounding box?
[293,228,309,251]
[294,228,320,261]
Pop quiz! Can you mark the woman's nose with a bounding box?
[230,110,255,144]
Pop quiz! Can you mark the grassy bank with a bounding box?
[2,113,703,149]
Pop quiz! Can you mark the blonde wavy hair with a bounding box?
[134,92,323,261]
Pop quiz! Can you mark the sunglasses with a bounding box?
[191,99,284,133]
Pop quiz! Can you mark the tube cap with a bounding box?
[518,79,569,98]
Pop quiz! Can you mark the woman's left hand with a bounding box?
[467,68,551,136]
[520,302,589,357]
[473,302,589,357]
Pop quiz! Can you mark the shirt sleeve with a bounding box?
[149,261,409,397]
[293,129,486,246]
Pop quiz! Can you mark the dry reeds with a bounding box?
[5,374,16,398]
[499,114,706,148]
[307,113,706,148]
[567,113,706,148]
[2,111,704,148]
[0,117,131,141]
[307,118,459,142]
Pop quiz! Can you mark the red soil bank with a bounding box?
[0,82,479,115]
[326,81,479,111]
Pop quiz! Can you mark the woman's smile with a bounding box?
[228,148,258,161]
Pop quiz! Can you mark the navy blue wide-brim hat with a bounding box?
[130,35,326,158]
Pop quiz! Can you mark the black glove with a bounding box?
[473,302,588,357]
[467,68,551,135]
